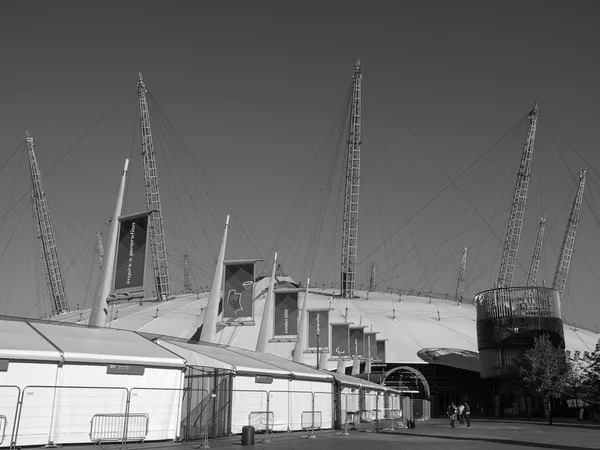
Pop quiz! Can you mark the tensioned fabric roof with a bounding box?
[48,277,600,371]
[52,293,206,338]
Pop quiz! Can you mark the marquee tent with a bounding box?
[156,338,334,433]
[0,317,186,448]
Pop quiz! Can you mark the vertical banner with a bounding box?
[273,289,299,339]
[222,259,257,324]
[114,211,150,294]
[349,326,366,358]
[364,332,378,359]
[330,323,350,359]
[375,340,386,364]
[308,310,329,350]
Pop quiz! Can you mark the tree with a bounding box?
[517,333,572,425]
[564,361,586,402]
[582,339,600,414]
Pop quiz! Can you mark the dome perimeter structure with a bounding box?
[50,278,598,373]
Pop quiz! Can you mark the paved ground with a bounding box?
[71,417,600,450]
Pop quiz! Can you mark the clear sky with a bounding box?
[0,1,599,331]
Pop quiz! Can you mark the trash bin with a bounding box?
[241,425,255,446]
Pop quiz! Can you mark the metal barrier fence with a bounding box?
[0,385,210,449]
[129,387,186,442]
[15,385,129,448]
[0,415,6,446]
[269,390,314,432]
[90,413,148,443]
[0,386,19,448]
[0,383,428,448]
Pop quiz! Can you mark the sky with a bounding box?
[0,1,600,330]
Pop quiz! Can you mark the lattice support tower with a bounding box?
[455,247,468,304]
[138,72,171,300]
[183,253,193,294]
[553,168,587,299]
[497,103,539,288]
[341,58,362,298]
[526,216,546,286]
[26,131,70,315]
[369,261,376,292]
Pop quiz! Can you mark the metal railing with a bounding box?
[0,386,19,448]
[0,383,425,448]
[0,415,6,446]
[1,385,210,449]
[90,413,148,443]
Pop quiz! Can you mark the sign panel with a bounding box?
[255,375,273,384]
[106,364,145,375]
[273,289,299,338]
[114,212,150,294]
[308,310,329,349]
[375,340,386,363]
[330,323,350,359]
[349,326,365,358]
[365,332,377,359]
[222,261,255,322]
[0,359,8,372]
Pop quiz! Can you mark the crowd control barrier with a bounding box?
[0,386,19,448]
[1,382,429,448]
[0,385,210,449]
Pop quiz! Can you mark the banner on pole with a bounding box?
[220,259,259,325]
[349,326,366,358]
[375,340,387,364]
[330,323,350,359]
[114,211,150,294]
[364,332,378,359]
[272,288,300,340]
[307,309,329,350]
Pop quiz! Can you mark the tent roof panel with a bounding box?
[29,322,186,368]
[331,372,397,392]
[157,341,234,371]
[225,346,333,381]
[160,339,333,381]
[162,340,289,376]
[0,319,60,362]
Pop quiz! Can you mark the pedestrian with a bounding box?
[464,401,471,427]
[447,402,457,428]
[457,403,465,426]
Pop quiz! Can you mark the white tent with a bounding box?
[156,338,334,433]
[331,372,401,424]
[0,318,186,448]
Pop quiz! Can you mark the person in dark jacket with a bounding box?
[463,402,471,427]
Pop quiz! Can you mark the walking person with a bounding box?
[464,401,471,428]
[457,403,465,426]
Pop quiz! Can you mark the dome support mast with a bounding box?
[553,169,587,300]
[497,103,538,288]
[341,59,362,298]
[138,72,171,300]
[526,216,546,286]
[26,131,70,315]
